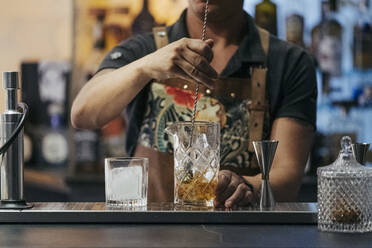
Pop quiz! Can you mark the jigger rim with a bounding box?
[252,140,279,144]
[167,121,220,126]
[352,142,370,146]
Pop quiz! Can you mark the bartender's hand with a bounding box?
[143,38,217,88]
[214,170,255,208]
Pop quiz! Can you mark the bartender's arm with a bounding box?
[214,50,317,208]
[214,118,314,207]
[71,38,216,129]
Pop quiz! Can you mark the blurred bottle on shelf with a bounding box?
[40,104,69,168]
[132,0,155,35]
[255,0,277,36]
[81,9,107,83]
[286,13,305,47]
[353,0,372,70]
[105,6,131,50]
[73,129,102,174]
[311,0,342,96]
[311,0,330,62]
[317,0,343,77]
[21,61,71,169]
[313,16,331,96]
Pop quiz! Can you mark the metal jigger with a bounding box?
[351,143,370,165]
[253,140,278,209]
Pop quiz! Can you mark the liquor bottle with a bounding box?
[255,0,278,36]
[131,0,155,35]
[40,104,69,167]
[353,0,372,70]
[105,7,131,50]
[310,0,330,61]
[317,0,343,77]
[82,10,107,83]
[286,13,305,47]
[73,129,101,174]
[21,61,71,169]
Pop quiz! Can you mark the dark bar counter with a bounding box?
[0,202,316,224]
[1,223,372,248]
[1,202,372,247]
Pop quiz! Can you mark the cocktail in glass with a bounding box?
[165,121,220,207]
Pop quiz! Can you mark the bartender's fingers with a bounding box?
[238,190,255,206]
[205,39,214,49]
[171,64,200,83]
[224,183,247,208]
[185,38,214,62]
[215,171,232,194]
[180,48,218,79]
[215,172,240,204]
[214,171,232,207]
[174,56,216,88]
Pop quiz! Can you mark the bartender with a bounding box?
[71,0,317,208]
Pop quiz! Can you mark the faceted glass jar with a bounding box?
[317,136,372,233]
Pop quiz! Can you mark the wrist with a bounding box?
[137,53,157,81]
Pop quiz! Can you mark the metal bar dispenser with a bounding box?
[0,71,32,209]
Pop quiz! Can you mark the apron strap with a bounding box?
[248,67,268,152]
[153,26,169,49]
[248,27,270,152]
[257,27,270,65]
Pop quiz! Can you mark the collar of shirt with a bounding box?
[167,9,266,77]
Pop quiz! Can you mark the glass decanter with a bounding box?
[318,136,372,233]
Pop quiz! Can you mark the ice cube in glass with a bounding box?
[105,157,148,207]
